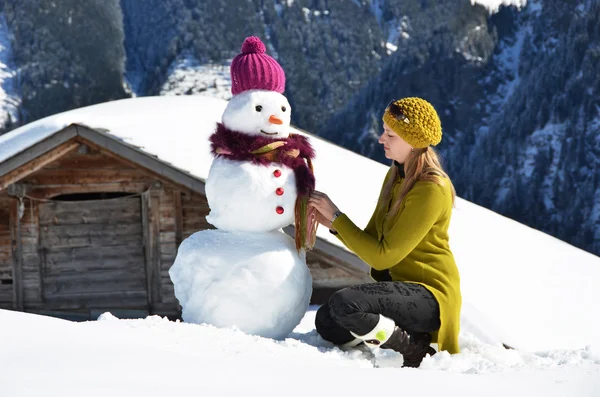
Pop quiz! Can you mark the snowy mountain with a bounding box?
[0,0,598,258]
[0,95,599,396]
[320,0,600,257]
[0,0,128,124]
[0,13,18,131]
[158,54,232,100]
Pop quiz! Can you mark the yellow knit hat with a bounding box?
[382,97,442,148]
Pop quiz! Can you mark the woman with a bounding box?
[308,97,461,368]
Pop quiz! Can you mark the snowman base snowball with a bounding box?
[168,229,313,340]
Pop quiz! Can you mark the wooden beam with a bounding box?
[0,125,78,182]
[141,192,151,311]
[9,198,24,311]
[150,190,162,304]
[26,182,151,200]
[74,139,198,196]
[75,125,206,196]
[24,168,155,185]
[0,141,80,191]
[142,190,161,312]
[0,123,207,199]
[174,191,183,247]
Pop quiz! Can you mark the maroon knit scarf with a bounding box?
[209,123,318,251]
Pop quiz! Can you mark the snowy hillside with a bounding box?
[158,53,232,100]
[0,14,19,130]
[0,95,599,395]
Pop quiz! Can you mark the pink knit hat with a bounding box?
[230,36,286,95]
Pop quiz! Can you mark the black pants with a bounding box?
[315,282,441,345]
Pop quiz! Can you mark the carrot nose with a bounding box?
[269,115,283,125]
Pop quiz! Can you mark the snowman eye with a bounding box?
[281,106,287,112]
[255,105,263,112]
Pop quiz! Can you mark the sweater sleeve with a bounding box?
[332,182,446,270]
[330,207,378,246]
[329,168,392,246]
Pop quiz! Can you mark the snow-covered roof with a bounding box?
[1,95,599,352]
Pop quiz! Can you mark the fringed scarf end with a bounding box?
[294,195,318,252]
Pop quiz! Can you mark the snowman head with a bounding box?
[223,36,292,138]
[222,90,291,138]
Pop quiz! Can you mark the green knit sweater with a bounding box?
[331,167,462,354]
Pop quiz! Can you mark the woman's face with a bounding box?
[378,122,412,163]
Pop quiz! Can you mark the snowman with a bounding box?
[169,37,317,340]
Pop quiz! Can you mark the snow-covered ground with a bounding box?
[0,95,599,396]
[0,307,599,397]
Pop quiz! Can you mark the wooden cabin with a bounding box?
[0,123,370,320]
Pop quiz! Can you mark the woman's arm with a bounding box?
[329,206,378,246]
[332,182,446,270]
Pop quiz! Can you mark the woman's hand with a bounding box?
[314,211,333,228]
[308,191,340,225]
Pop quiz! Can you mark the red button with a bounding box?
[276,206,284,214]
[273,169,282,177]
[276,188,284,196]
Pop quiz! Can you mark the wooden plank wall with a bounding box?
[19,197,43,306]
[181,192,213,239]
[12,146,161,314]
[157,189,177,308]
[0,195,12,307]
[38,197,147,307]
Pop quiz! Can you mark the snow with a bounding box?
[456,27,486,64]
[481,21,529,127]
[0,96,227,180]
[159,53,232,100]
[205,157,298,231]
[168,229,312,340]
[301,7,311,22]
[471,0,528,13]
[274,3,284,17]
[1,95,600,395]
[385,42,398,53]
[221,90,291,138]
[593,188,600,240]
[527,0,542,14]
[1,307,599,396]
[384,16,412,55]
[0,14,20,128]
[369,0,384,27]
[518,123,564,210]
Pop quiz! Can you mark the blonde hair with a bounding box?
[380,147,456,219]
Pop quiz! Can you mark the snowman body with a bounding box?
[205,157,297,232]
[169,88,314,340]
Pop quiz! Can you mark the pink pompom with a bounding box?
[241,36,266,54]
